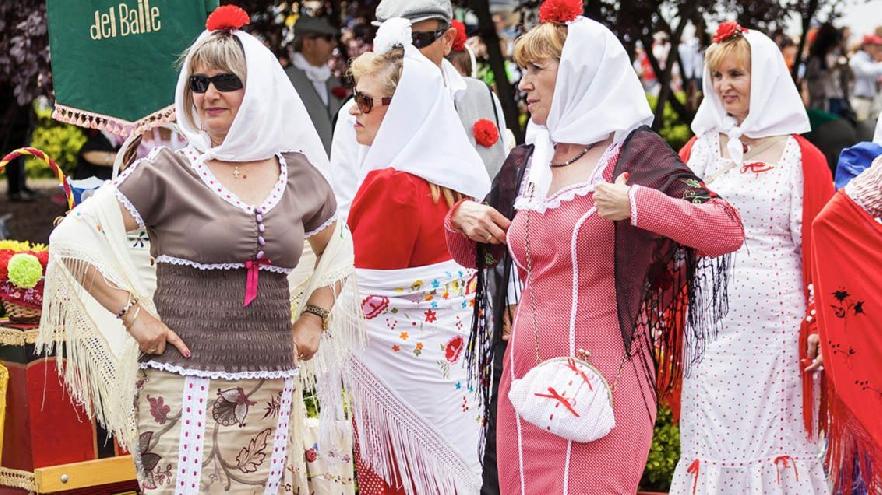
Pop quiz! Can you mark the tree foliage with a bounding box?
[0,0,51,106]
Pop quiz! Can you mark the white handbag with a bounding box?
[507,204,625,443]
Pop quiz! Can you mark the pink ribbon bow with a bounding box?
[243,258,272,307]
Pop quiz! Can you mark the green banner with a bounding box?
[47,0,218,134]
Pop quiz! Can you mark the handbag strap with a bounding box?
[523,183,629,388]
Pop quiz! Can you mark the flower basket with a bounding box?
[0,148,73,324]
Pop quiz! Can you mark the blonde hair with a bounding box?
[180,32,247,130]
[706,36,751,73]
[513,22,568,66]
[348,47,405,97]
[350,47,460,207]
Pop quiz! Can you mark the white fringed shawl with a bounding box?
[37,183,363,458]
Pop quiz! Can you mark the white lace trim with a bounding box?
[515,141,622,212]
[181,146,289,215]
[113,146,162,186]
[154,255,293,274]
[629,185,640,226]
[140,360,300,380]
[304,211,339,238]
[114,189,145,230]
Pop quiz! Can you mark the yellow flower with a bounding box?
[399,331,409,341]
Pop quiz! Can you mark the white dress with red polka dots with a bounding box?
[670,133,829,494]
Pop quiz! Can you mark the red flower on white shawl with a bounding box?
[206,5,249,31]
[473,119,500,147]
[424,309,438,323]
[713,21,747,44]
[361,295,390,319]
[445,335,465,363]
[539,0,582,24]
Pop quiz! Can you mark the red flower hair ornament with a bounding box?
[539,0,582,24]
[713,21,748,44]
[206,5,250,31]
[451,20,468,52]
[473,119,500,147]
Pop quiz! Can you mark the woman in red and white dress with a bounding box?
[672,23,833,494]
[444,2,745,492]
[343,18,491,495]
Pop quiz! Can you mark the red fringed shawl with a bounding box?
[812,191,882,494]
[679,134,834,431]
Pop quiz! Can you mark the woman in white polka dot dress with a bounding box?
[671,24,834,494]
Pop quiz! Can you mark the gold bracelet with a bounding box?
[123,305,141,331]
[302,304,330,332]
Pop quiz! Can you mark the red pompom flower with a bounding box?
[539,0,582,24]
[473,119,500,148]
[206,5,249,31]
[451,20,468,52]
[713,21,747,44]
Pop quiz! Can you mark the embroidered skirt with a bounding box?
[135,369,298,494]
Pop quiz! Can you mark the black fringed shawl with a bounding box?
[466,126,739,428]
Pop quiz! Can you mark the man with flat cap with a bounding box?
[285,15,344,154]
[329,0,510,218]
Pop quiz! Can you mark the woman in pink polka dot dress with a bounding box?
[446,5,745,493]
[671,24,834,494]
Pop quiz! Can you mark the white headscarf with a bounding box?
[517,17,654,212]
[174,29,331,176]
[874,114,882,145]
[691,29,810,165]
[358,18,490,200]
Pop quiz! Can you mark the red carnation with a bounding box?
[713,21,747,44]
[472,119,499,148]
[539,0,582,24]
[331,85,350,100]
[206,5,250,31]
[451,20,467,52]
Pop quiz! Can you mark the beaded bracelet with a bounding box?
[116,293,138,320]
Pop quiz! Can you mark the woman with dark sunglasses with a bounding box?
[342,18,491,495]
[38,6,362,493]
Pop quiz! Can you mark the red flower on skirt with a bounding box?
[445,335,465,363]
[305,448,318,463]
[473,119,500,148]
[424,309,438,323]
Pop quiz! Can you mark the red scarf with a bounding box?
[812,191,882,494]
[679,134,834,431]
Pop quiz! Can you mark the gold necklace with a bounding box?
[232,164,246,180]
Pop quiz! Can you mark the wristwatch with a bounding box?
[302,304,330,332]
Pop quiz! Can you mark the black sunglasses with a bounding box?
[189,73,244,93]
[354,90,392,114]
[412,26,448,49]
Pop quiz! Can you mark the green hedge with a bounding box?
[647,93,692,152]
[639,405,681,492]
[25,103,86,178]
